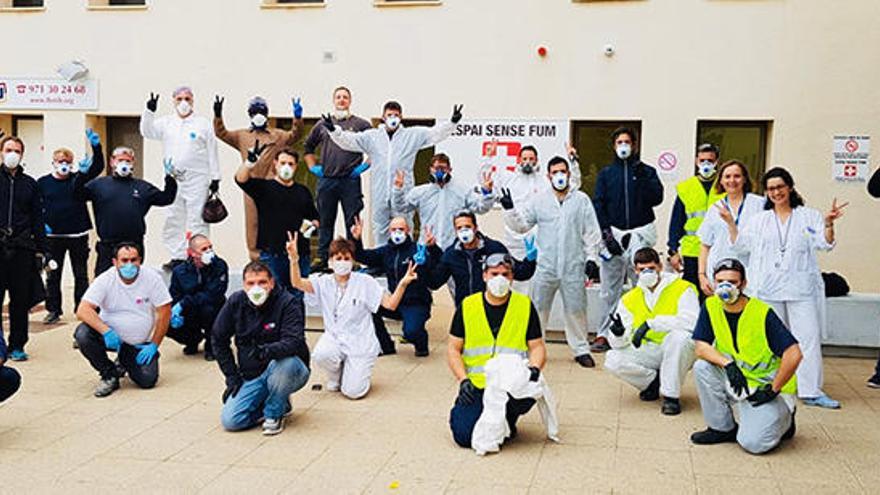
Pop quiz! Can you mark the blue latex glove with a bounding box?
[86,128,101,146]
[103,328,121,351]
[170,314,184,329]
[135,342,159,366]
[77,154,93,174]
[524,236,538,262]
[164,157,174,176]
[349,162,370,178]
[309,165,324,178]
[44,224,52,235]
[172,302,183,317]
[292,97,303,119]
[413,244,428,265]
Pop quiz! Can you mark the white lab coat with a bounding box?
[471,354,559,456]
[392,180,494,249]
[698,193,765,279]
[329,122,455,245]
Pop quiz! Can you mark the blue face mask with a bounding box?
[430,170,450,184]
[118,262,139,280]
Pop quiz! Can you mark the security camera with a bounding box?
[603,44,615,57]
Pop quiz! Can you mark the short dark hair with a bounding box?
[633,247,661,266]
[696,143,720,160]
[431,153,450,166]
[714,160,753,195]
[329,237,355,258]
[519,145,538,158]
[113,241,142,259]
[188,234,209,250]
[611,126,638,144]
[275,148,299,161]
[453,210,477,227]
[0,136,25,154]
[762,167,805,209]
[333,86,351,97]
[713,258,747,280]
[243,260,273,279]
[383,101,402,114]
[547,156,569,173]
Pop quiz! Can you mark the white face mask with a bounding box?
[616,143,632,160]
[3,151,21,169]
[715,281,740,304]
[115,161,133,177]
[277,164,294,181]
[457,227,475,245]
[246,285,268,306]
[176,100,192,116]
[551,171,569,191]
[251,113,268,128]
[200,249,215,265]
[54,161,71,176]
[332,259,353,276]
[332,108,350,120]
[390,230,407,245]
[698,160,717,179]
[486,275,511,298]
[385,115,401,130]
[638,269,659,290]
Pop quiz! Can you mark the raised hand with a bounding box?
[85,128,101,146]
[292,97,303,119]
[499,188,514,210]
[524,236,538,262]
[350,216,363,240]
[484,139,498,158]
[481,170,494,193]
[393,169,405,189]
[413,244,428,265]
[247,139,268,164]
[163,157,174,176]
[286,231,300,259]
[825,197,848,225]
[423,224,436,247]
[213,95,224,118]
[146,92,159,112]
[321,113,336,132]
[451,104,464,124]
[401,261,419,285]
[567,142,579,160]
[716,203,735,227]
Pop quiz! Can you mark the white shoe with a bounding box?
[262,417,285,436]
[326,380,340,392]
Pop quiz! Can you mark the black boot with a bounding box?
[661,397,681,415]
[691,425,738,445]
[639,375,660,401]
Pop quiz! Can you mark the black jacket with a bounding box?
[354,236,433,307]
[169,257,229,311]
[212,289,309,380]
[75,174,177,242]
[0,166,46,253]
[37,142,104,236]
[593,155,664,231]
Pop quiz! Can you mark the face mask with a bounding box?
[246,285,268,306]
[332,109,350,120]
[429,170,450,184]
[638,269,659,289]
[616,143,632,160]
[486,275,511,298]
[332,259,353,276]
[520,162,536,174]
[551,172,569,191]
[115,161,133,177]
[390,230,407,245]
[698,160,717,179]
[251,113,268,128]
[277,164,294,181]
[385,115,401,130]
[176,100,192,116]
[715,281,740,304]
[118,262,139,280]
[3,152,21,169]
[457,227,475,245]
[54,161,71,176]
[200,249,215,265]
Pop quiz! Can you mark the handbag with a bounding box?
[202,192,228,224]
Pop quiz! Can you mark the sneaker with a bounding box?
[690,426,738,445]
[782,411,796,441]
[9,349,28,362]
[414,349,430,358]
[204,349,215,361]
[802,394,841,409]
[43,311,61,324]
[574,354,596,368]
[867,374,880,389]
[398,336,411,345]
[94,376,120,398]
[590,336,610,353]
[262,417,285,436]
[183,343,199,355]
[326,381,340,392]
[379,347,397,357]
[661,397,681,415]
[72,339,79,349]
[640,375,660,401]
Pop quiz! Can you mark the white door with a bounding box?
[16,117,47,178]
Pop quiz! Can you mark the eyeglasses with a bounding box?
[765,185,788,192]
[483,253,513,270]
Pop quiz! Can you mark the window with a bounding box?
[697,121,770,190]
[262,0,324,6]
[1,0,44,8]
[10,115,45,175]
[374,0,441,7]
[105,116,144,178]
[88,0,146,8]
[11,0,44,6]
[571,120,642,195]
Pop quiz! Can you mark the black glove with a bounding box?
[528,366,541,382]
[0,129,5,140]
[602,229,623,256]
[247,139,268,164]
[451,104,464,124]
[222,375,243,403]
[585,260,600,282]
[747,384,778,407]
[321,113,336,132]
[609,313,625,337]
[724,362,749,397]
[213,95,224,119]
[209,180,220,194]
[632,322,649,348]
[499,188,514,210]
[456,378,479,406]
[146,92,159,112]
[621,233,632,251]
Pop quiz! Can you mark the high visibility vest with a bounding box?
[705,296,797,395]
[676,176,725,258]
[621,278,694,345]
[461,291,530,389]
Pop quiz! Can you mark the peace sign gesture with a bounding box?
[825,197,849,226]
[400,261,419,285]
[350,216,363,240]
[247,139,268,164]
[286,231,300,260]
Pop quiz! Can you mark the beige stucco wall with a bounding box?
[1,0,878,290]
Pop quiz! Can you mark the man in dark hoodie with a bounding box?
[592,127,664,352]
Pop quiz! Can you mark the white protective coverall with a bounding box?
[140,109,220,260]
[604,273,700,399]
[697,193,765,282]
[472,354,559,456]
[504,187,602,357]
[329,121,455,245]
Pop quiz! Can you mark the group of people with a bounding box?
[0,83,872,452]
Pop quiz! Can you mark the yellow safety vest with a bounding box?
[621,278,694,345]
[676,176,725,258]
[461,291,531,389]
[705,296,797,395]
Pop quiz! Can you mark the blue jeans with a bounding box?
[449,388,536,448]
[378,305,431,353]
[0,366,21,403]
[259,250,310,301]
[221,356,311,431]
[316,177,364,263]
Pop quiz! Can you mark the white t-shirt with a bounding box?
[82,266,172,345]
[305,272,384,357]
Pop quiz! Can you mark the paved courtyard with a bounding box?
[1,303,878,494]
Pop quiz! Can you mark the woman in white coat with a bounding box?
[721,167,848,409]
[697,160,765,296]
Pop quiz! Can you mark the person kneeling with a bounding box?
[289,235,417,400]
[75,242,171,398]
[690,258,801,454]
[604,248,699,415]
[213,261,311,436]
[447,253,546,448]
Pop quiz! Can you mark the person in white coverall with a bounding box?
[724,167,848,409]
[288,234,417,400]
[502,156,602,368]
[604,247,699,415]
[392,153,495,250]
[140,86,220,268]
[322,101,462,245]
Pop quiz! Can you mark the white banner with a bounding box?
[0,77,98,110]
[832,135,870,182]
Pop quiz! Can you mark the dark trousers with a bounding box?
[74,323,159,388]
[45,236,90,315]
[375,305,431,353]
[449,388,536,448]
[371,312,398,355]
[682,255,705,303]
[0,248,35,351]
[95,238,144,278]
[316,177,364,263]
[260,249,309,304]
[166,303,221,352]
[0,366,21,403]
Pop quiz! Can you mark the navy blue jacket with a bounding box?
[75,174,177,242]
[354,237,433,307]
[0,166,46,252]
[593,156,664,231]
[37,142,103,236]
[169,257,229,311]
[426,233,536,306]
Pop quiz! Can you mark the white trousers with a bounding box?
[312,333,378,400]
[531,274,590,357]
[766,298,824,399]
[163,173,209,260]
[604,330,696,398]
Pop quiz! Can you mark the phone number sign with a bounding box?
[0,77,98,110]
